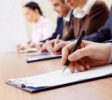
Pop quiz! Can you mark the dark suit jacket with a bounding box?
[40,17,64,42]
[85,7,112,42]
[41,11,74,42]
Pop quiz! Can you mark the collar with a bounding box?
[73,0,96,19]
[63,9,72,22]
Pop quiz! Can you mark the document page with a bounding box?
[6,65,112,88]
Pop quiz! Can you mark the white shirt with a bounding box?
[32,16,53,43]
[63,10,72,22]
[73,0,96,19]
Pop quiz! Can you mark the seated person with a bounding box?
[36,0,74,52]
[61,6,112,72]
[61,40,112,73]
[41,0,109,54]
[17,1,53,52]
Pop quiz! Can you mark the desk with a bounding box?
[0,53,112,100]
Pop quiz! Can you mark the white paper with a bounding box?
[27,52,62,61]
[7,65,112,88]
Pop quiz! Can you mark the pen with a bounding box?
[45,35,60,54]
[63,31,85,72]
[54,34,60,47]
[50,34,60,54]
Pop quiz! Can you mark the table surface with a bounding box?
[0,52,112,100]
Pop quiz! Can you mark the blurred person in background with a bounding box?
[17,1,53,52]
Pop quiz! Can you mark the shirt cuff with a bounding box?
[108,44,112,64]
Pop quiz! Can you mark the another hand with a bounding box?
[16,44,26,52]
[61,40,111,73]
[41,39,69,54]
[35,42,44,52]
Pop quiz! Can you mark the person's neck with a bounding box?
[35,15,41,23]
[78,0,87,9]
[64,8,71,17]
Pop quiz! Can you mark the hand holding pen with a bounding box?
[62,31,85,72]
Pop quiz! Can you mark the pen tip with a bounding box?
[63,67,66,72]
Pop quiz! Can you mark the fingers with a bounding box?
[53,41,67,54]
[29,43,36,48]
[40,44,46,52]
[36,45,42,52]
[16,44,20,50]
[68,61,85,73]
[41,40,67,54]
[40,40,55,53]
[69,62,79,73]
[27,41,32,45]
[68,47,90,62]
[61,42,75,65]
[16,44,26,51]
[61,47,70,65]
[68,59,90,73]
[45,40,55,53]
[78,59,90,71]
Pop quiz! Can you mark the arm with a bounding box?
[84,7,112,42]
[61,40,111,72]
[40,17,64,42]
[84,1,109,35]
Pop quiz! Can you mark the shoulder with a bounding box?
[91,1,108,11]
[42,17,52,24]
[41,16,53,26]
[89,1,109,17]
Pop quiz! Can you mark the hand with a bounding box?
[35,42,44,52]
[61,40,111,73]
[16,44,26,52]
[41,39,69,54]
[28,42,37,48]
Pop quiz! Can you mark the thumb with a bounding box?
[68,47,90,61]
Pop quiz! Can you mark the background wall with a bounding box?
[0,0,28,52]
[0,0,111,52]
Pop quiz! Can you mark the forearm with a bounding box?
[84,28,111,43]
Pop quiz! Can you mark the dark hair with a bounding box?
[51,0,65,3]
[24,1,43,15]
[61,0,65,3]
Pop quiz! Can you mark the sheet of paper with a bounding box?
[27,52,62,61]
[7,65,112,88]
[19,48,37,53]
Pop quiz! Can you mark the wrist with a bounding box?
[107,43,112,64]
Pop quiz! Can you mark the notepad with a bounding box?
[19,48,37,53]
[6,65,112,93]
[26,52,62,63]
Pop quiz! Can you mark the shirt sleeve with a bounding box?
[109,44,112,64]
[41,19,54,40]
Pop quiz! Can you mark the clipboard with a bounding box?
[26,52,62,63]
[6,65,112,93]
[5,65,112,93]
